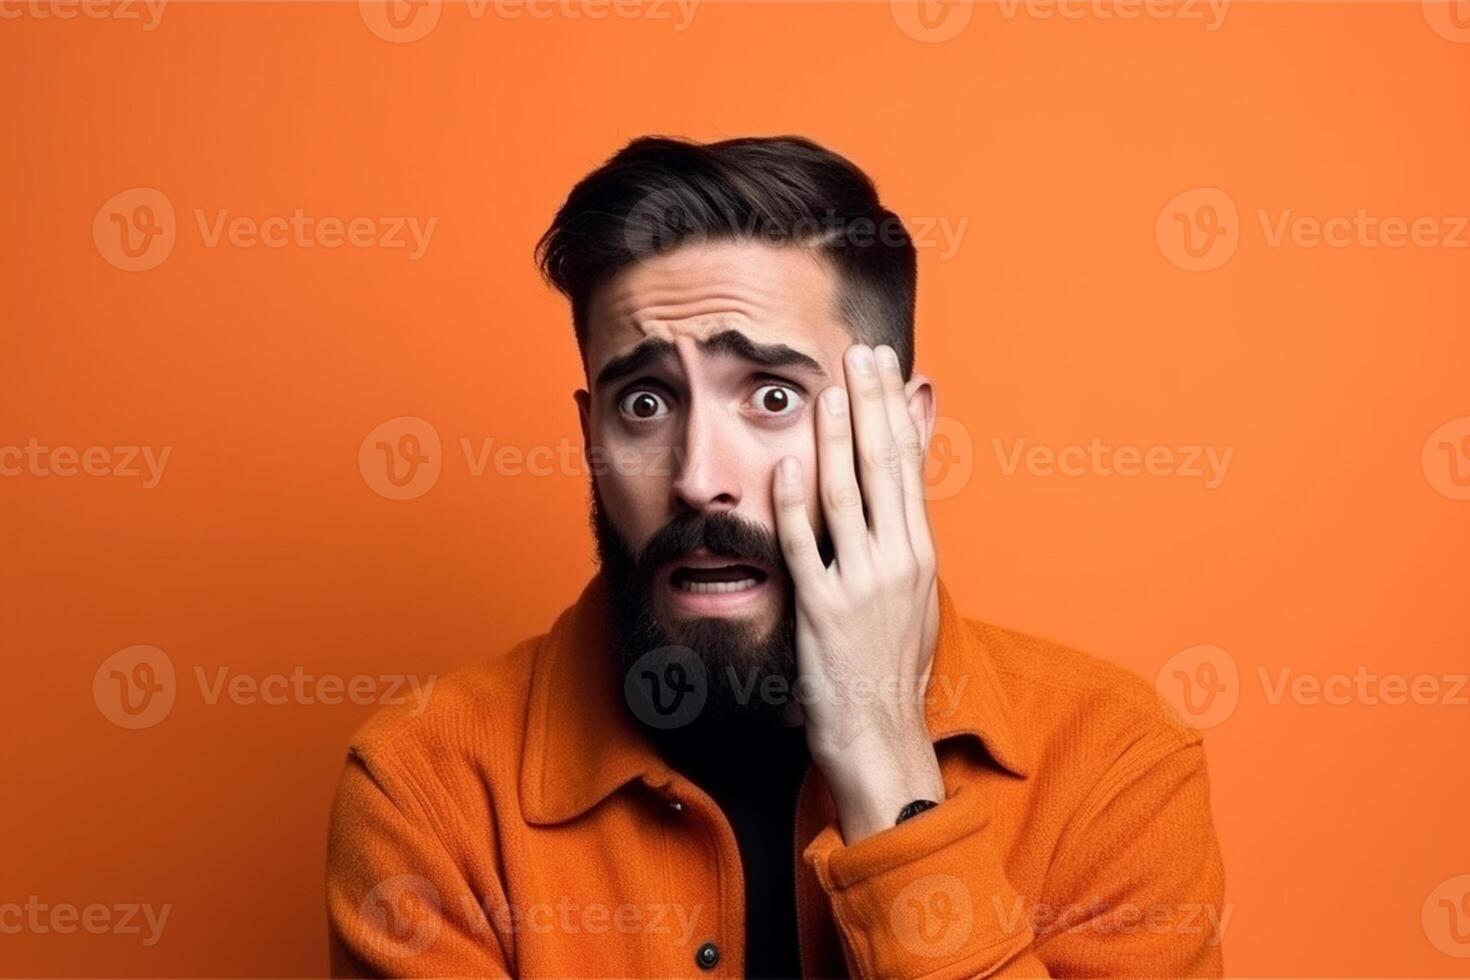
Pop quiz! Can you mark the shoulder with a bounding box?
[343,632,546,785]
[967,617,1205,768]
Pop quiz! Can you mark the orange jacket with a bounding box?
[327,576,1226,977]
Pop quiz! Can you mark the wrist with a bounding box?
[813,728,944,844]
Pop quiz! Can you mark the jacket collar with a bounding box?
[520,574,1030,826]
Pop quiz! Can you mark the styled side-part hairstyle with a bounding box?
[535,135,918,377]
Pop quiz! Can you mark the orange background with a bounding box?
[2,0,1469,974]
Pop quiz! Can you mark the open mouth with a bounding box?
[669,562,769,595]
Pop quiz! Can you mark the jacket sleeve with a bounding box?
[802,740,1226,978]
[326,750,512,977]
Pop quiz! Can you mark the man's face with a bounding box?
[577,239,856,724]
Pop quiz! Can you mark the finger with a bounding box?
[844,344,907,546]
[770,456,826,588]
[815,384,874,578]
[875,345,935,566]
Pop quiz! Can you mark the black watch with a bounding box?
[895,799,940,824]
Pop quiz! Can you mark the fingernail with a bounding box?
[850,346,875,375]
[823,387,848,415]
[780,456,799,482]
[876,346,899,372]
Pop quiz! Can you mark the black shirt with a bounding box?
[659,722,812,979]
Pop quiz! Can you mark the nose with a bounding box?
[670,398,741,515]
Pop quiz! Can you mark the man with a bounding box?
[327,135,1226,977]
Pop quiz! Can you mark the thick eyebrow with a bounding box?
[697,329,826,379]
[593,329,828,390]
[594,337,678,388]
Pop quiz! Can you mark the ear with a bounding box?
[574,389,592,454]
[903,371,936,456]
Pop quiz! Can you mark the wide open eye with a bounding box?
[748,383,805,417]
[618,389,670,421]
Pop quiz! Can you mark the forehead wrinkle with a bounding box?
[599,312,753,356]
[605,286,778,328]
[587,243,848,377]
[601,261,793,319]
[602,298,772,354]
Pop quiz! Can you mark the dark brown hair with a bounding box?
[536,135,918,377]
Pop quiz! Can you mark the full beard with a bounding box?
[590,488,804,732]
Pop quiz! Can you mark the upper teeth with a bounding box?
[678,578,758,594]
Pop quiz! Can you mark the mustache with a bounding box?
[638,511,785,580]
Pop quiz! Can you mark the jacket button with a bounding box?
[695,941,720,970]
